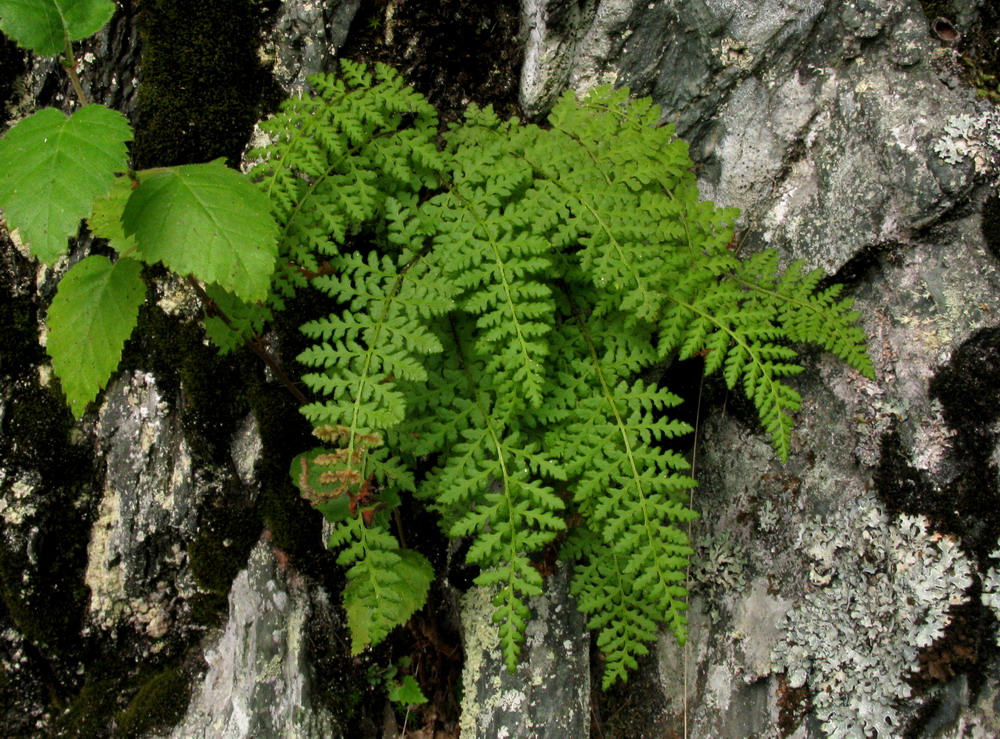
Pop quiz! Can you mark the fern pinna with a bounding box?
[244,61,873,687]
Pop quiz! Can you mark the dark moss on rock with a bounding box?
[0,254,96,667]
[187,482,260,596]
[920,0,1000,102]
[929,327,1000,561]
[49,669,123,737]
[339,0,523,122]
[115,665,191,737]
[133,0,280,168]
[982,192,1000,262]
[872,328,1000,562]
[119,288,252,467]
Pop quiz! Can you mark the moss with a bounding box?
[186,592,229,627]
[49,670,123,737]
[133,0,280,168]
[187,489,259,596]
[115,665,191,738]
[252,386,324,566]
[0,262,95,659]
[120,294,251,466]
[339,0,523,123]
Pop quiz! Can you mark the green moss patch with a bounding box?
[133,0,279,168]
[115,665,191,738]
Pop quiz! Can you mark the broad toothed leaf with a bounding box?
[0,0,115,56]
[122,161,278,302]
[0,105,131,263]
[46,255,144,417]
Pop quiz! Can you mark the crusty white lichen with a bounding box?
[933,111,1000,177]
[770,496,972,738]
[980,548,1000,643]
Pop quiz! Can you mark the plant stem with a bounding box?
[62,37,90,107]
[185,276,309,405]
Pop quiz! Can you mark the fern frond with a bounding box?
[248,61,441,295]
[269,65,875,678]
[422,118,556,407]
[298,248,455,493]
[544,309,696,684]
[732,251,876,379]
[420,320,566,669]
[562,527,660,689]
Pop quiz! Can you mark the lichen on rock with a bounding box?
[770,494,972,737]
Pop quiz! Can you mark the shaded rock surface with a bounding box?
[2,0,1000,737]
[164,539,340,739]
[459,566,589,738]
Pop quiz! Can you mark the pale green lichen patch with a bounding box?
[933,111,1000,177]
[458,585,505,737]
[770,495,972,737]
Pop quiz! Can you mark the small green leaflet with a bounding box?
[122,161,279,303]
[88,175,137,254]
[0,0,115,56]
[0,104,132,263]
[345,548,433,655]
[46,255,145,417]
[388,675,428,706]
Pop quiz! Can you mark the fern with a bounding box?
[253,62,874,686]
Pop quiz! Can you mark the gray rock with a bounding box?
[263,0,362,94]
[459,565,590,738]
[85,370,198,640]
[166,540,341,739]
[519,1,997,272]
[512,1,1000,736]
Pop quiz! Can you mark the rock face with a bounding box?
[458,567,590,737]
[166,540,341,739]
[2,0,1000,737]
[515,0,1000,737]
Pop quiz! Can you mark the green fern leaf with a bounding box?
[260,64,874,681]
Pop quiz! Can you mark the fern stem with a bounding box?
[448,315,531,663]
[567,291,689,607]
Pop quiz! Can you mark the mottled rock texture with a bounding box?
[2,0,1000,737]
[516,0,1000,736]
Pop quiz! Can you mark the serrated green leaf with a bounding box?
[0,104,132,263]
[46,255,145,417]
[388,674,428,706]
[122,161,279,302]
[344,548,433,654]
[88,175,137,254]
[0,0,115,56]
